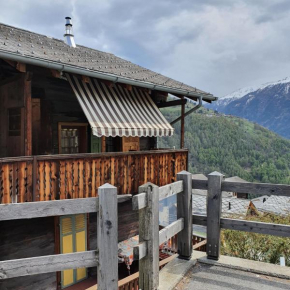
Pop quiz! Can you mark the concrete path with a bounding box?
[175,263,290,290]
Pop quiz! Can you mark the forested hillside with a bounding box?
[159,106,290,184]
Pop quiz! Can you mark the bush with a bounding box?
[221,214,290,266]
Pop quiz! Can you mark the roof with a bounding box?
[0,23,216,102]
[225,176,248,183]
[192,195,251,218]
[251,195,270,212]
[192,174,207,180]
[192,174,233,197]
[252,195,290,216]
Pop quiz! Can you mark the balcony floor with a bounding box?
[176,263,290,290]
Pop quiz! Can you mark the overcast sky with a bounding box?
[1,0,290,97]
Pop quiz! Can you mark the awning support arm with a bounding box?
[170,96,203,125]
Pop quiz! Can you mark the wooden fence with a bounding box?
[192,172,290,260]
[0,170,193,290]
[0,184,126,290]
[0,149,187,204]
[6,171,288,289]
[132,171,193,290]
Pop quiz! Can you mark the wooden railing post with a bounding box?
[137,182,159,290]
[207,171,224,260]
[97,183,118,290]
[177,171,193,259]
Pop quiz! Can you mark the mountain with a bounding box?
[159,106,290,184]
[209,77,290,139]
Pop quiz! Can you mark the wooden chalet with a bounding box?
[0,19,216,290]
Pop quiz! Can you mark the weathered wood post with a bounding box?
[207,171,224,260]
[97,183,118,290]
[135,182,159,290]
[177,171,193,259]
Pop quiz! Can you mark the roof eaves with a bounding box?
[0,48,217,102]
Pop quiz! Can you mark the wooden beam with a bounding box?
[82,75,90,83]
[138,183,159,290]
[192,179,208,190]
[134,218,184,260]
[191,179,290,197]
[132,191,147,210]
[151,90,168,97]
[101,79,114,88]
[3,59,26,72]
[16,62,26,73]
[159,218,184,245]
[51,69,62,78]
[133,241,147,260]
[0,195,131,221]
[192,239,207,250]
[116,82,132,91]
[171,92,198,102]
[222,181,290,197]
[177,171,193,259]
[157,99,187,108]
[207,172,223,260]
[192,214,290,238]
[159,180,183,201]
[97,184,118,290]
[24,73,32,156]
[180,97,185,149]
[0,250,98,279]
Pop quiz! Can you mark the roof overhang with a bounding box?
[0,49,218,103]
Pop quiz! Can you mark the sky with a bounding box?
[1,0,290,97]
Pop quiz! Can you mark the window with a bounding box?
[60,128,79,153]
[58,123,88,154]
[60,214,87,288]
[8,108,21,136]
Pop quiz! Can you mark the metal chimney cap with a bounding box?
[64,17,76,48]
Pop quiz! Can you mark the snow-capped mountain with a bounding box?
[209,77,290,139]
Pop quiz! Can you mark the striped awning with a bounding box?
[66,74,174,137]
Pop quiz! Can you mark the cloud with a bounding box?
[1,0,290,96]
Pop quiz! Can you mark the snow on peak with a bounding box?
[221,77,290,102]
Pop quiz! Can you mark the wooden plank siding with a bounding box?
[0,150,187,204]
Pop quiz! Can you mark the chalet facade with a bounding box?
[0,19,216,290]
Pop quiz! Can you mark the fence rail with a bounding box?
[192,178,290,197]
[192,171,290,260]
[0,195,131,221]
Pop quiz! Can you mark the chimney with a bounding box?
[64,17,76,48]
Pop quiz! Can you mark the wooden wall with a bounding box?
[30,69,87,155]
[0,217,56,290]
[0,74,31,157]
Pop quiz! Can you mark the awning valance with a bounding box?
[66,74,174,137]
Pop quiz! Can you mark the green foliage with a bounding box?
[159,106,290,184]
[221,214,290,266]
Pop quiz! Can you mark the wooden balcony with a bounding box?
[0,149,188,204]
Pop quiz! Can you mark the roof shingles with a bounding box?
[0,23,213,98]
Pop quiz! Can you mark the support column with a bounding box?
[24,72,32,156]
[180,97,185,149]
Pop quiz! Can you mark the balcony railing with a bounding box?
[0,149,188,204]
